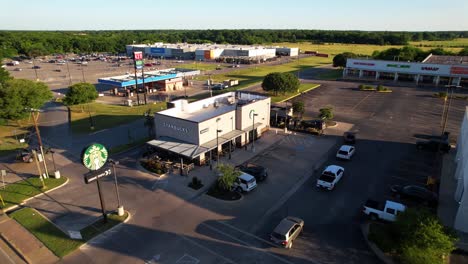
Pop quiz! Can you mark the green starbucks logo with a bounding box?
[82,143,108,171]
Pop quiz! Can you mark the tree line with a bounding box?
[1,30,468,58]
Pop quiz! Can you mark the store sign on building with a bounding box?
[387,64,410,69]
[451,66,468,75]
[353,62,375,66]
[162,122,189,133]
[200,128,209,134]
[421,66,439,71]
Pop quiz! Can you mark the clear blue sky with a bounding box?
[1,0,467,31]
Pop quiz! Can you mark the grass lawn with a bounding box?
[270,83,320,103]
[109,136,151,154]
[194,56,330,88]
[0,119,30,157]
[316,69,343,80]
[410,38,468,48]
[0,177,67,210]
[69,102,166,134]
[274,41,463,61]
[10,207,128,258]
[176,63,219,71]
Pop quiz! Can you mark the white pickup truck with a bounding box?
[362,199,406,222]
[316,165,344,190]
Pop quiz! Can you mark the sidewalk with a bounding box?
[438,150,468,252]
[0,214,58,264]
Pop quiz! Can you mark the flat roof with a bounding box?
[158,92,269,123]
[423,55,468,65]
[97,68,200,87]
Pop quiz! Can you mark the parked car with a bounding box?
[301,120,325,130]
[362,199,406,222]
[390,185,438,206]
[212,83,228,90]
[14,68,22,71]
[15,149,33,163]
[270,216,304,249]
[316,165,344,190]
[343,132,356,144]
[232,172,257,193]
[144,63,152,67]
[416,139,450,153]
[336,145,355,160]
[32,65,41,69]
[236,163,268,182]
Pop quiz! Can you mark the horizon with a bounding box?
[1,0,467,31]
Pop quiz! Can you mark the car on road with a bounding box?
[232,172,257,193]
[416,139,450,153]
[236,163,268,182]
[212,83,228,90]
[336,145,355,160]
[32,65,41,69]
[316,165,344,190]
[270,217,304,249]
[390,185,438,206]
[343,132,356,144]
[144,63,153,67]
[362,199,406,222]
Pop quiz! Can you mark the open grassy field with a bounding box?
[410,38,468,48]
[0,119,31,156]
[194,56,330,87]
[69,102,167,134]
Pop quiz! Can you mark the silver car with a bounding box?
[270,216,304,249]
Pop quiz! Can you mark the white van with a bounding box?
[232,172,257,192]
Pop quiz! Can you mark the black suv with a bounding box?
[390,185,438,206]
[236,163,268,182]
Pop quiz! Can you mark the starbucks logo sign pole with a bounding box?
[82,143,109,223]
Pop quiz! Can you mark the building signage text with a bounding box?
[421,66,439,71]
[353,62,375,66]
[451,66,468,75]
[163,122,189,133]
[200,128,209,134]
[387,64,410,69]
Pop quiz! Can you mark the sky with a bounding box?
[1,0,467,31]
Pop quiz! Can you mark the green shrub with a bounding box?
[377,85,386,91]
[368,223,397,253]
[399,246,444,264]
[319,106,334,120]
[359,84,376,90]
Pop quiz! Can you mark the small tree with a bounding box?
[318,106,334,120]
[332,52,357,68]
[63,82,98,105]
[262,72,300,95]
[216,163,241,191]
[394,208,458,264]
[0,79,53,120]
[292,101,305,119]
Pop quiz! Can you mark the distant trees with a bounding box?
[0,30,466,57]
[0,79,53,120]
[333,52,358,67]
[63,82,98,105]
[262,72,300,95]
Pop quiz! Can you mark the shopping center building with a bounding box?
[343,56,468,87]
[147,92,271,165]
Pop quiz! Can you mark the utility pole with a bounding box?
[32,149,46,188]
[31,110,49,179]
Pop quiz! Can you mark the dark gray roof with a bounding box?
[423,55,468,65]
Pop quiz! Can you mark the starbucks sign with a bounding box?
[82,143,108,171]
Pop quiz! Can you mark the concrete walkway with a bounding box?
[0,214,59,264]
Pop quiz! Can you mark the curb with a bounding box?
[3,177,70,213]
[278,84,321,103]
[360,222,396,264]
[79,210,131,249]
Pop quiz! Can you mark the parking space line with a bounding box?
[178,235,237,264]
[351,93,373,111]
[200,223,297,264]
[216,221,279,247]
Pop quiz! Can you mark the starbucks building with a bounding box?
[147,91,271,165]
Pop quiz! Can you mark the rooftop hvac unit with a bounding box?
[227,96,235,104]
[203,104,209,108]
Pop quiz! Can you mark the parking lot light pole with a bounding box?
[109,159,124,216]
[251,113,258,152]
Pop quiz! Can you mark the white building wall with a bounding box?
[454,108,468,232]
[237,97,271,131]
[198,111,236,145]
[154,114,199,145]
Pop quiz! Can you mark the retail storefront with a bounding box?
[148,92,271,165]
